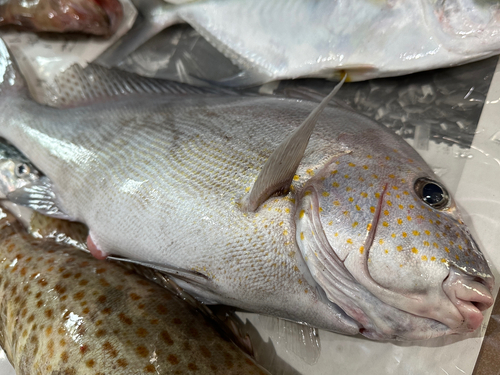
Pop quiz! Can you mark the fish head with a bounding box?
[295,131,494,340]
[0,138,40,198]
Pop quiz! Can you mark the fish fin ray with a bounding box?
[106,255,211,287]
[6,176,73,220]
[240,75,346,212]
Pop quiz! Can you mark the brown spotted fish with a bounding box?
[0,207,269,375]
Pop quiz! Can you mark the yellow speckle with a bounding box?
[359,246,364,254]
[304,191,311,196]
[321,191,330,198]
[285,208,290,213]
[402,232,407,238]
[343,211,349,216]
[283,230,289,236]
[333,200,340,206]
[306,169,314,176]
[334,232,339,237]
[346,187,352,192]
[407,216,412,221]
[411,247,418,254]
[359,177,365,182]
[388,174,395,179]
[403,191,409,195]
[424,230,430,236]
[332,182,339,188]
[386,192,391,196]
[367,223,372,231]
[431,256,436,261]
[293,175,300,181]
[363,165,369,170]
[441,258,447,263]
[387,200,393,206]
[319,207,323,212]
[398,204,404,209]
[458,245,463,250]
[400,264,403,267]
[331,170,338,175]
[361,192,368,198]
[356,205,361,211]
[423,241,429,247]
[352,222,359,228]
[348,197,354,202]
[392,186,399,190]
[429,219,434,224]
[279,221,284,226]
[412,230,420,236]
[344,174,350,179]
[444,247,450,253]
[370,206,375,213]
[421,255,428,261]
[397,246,403,252]
[401,179,406,183]
[298,279,303,285]
[348,163,356,167]
[409,204,414,209]
[384,210,389,216]
[300,232,304,240]
[347,238,353,244]
[374,192,380,198]
[379,239,384,245]
[245,187,251,192]
[397,218,403,225]
[367,155,372,158]
[384,249,389,254]
[435,233,440,238]
[299,210,305,219]
[455,255,460,261]
[304,289,308,294]
[382,221,389,227]
[373,174,379,179]
[433,242,439,249]
[386,156,391,160]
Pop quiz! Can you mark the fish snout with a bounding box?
[442,267,494,332]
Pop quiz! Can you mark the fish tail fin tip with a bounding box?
[0,38,28,97]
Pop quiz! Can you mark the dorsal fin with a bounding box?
[240,74,346,212]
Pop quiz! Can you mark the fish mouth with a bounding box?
[296,184,494,339]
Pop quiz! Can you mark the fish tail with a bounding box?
[0,38,29,99]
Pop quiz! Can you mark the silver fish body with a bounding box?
[0,206,269,375]
[100,0,500,85]
[0,40,494,340]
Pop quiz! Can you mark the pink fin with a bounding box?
[87,235,108,260]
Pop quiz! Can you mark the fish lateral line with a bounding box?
[240,74,347,213]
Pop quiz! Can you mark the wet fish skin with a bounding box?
[0,40,494,340]
[0,207,268,375]
[101,0,500,85]
[0,138,40,200]
[0,0,123,36]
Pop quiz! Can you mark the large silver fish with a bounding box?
[0,205,269,375]
[0,39,494,341]
[99,0,500,85]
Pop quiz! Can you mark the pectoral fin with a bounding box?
[6,176,73,220]
[240,75,346,212]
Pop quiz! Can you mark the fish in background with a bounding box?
[98,0,500,85]
[0,204,270,375]
[0,38,494,341]
[0,0,123,36]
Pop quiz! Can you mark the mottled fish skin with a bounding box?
[0,208,269,375]
[0,40,494,340]
[0,0,123,36]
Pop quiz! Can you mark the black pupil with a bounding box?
[422,183,444,205]
[17,164,27,175]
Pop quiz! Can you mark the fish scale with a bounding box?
[0,208,269,375]
[0,44,494,340]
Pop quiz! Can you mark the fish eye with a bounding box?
[15,163,30,177]
[414,178,449,210]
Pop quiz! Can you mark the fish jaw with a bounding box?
[295,149,494,339]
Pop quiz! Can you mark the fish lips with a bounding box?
[295,181,493,339]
